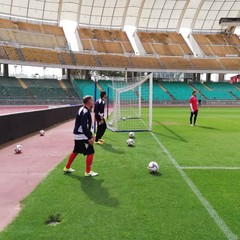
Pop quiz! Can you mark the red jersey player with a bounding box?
[189,91,198,126]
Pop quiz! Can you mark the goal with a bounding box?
[108,73,153,132]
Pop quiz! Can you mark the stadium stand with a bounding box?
[0,77,29,100]
[138,32,193,56]
[0,75,81,104]
[78,28,134,54]
[97,55,129,68]
[192,82,238,100]
[21,48,61,65]
[153,82,172,101]
[161,82,194,100]
[61,80,80,99]
[1,74,240,104]
[0,19,67,50]
[160,57,193,70]
[73,79,95,98]
[22,78,66,99]
[232,83,240,99]
[0,11,239,75]
[60,52,76,65]
[191,58,223,71]
[0,20,239,72]
[219,58,240,71]
[3,46,20,61]
[74,53,98,67]
[0,46,8,59]
[193,33,240,57]
[204,82,237,100]
[98,80,113,101]
[129,56,161,69]
[0,19,239,106]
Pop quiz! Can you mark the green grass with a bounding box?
[1,107,240,239]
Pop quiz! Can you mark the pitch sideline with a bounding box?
[150,131,237,240]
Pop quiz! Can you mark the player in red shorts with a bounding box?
[189,90,198,126]
[63,95,98,176]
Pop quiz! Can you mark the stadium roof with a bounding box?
[0,0,239,33]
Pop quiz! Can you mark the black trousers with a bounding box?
[95,118,106,142]
[190,110,198,124]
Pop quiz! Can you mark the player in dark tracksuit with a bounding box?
[63,95,98,176]
[94,91,107,144]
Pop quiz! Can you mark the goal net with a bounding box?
[108,73,153,132]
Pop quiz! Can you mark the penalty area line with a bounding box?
[150,132,237,240]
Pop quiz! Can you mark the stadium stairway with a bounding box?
[58,53,65,65]
[202,83,211,90]
[229,91,240,99]
[97,82,103,91]
[16,48,25,61]
[233,83,240,90]
[58,80,72,98]
[189,82,207,100]
[157,82,175,100]
[17,79,34,98]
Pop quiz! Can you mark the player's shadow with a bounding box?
[67,174,119,207]
[100,142,125,154]
[198,125,219,130]
[154,122,187,143]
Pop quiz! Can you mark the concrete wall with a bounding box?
[0,105,80,145]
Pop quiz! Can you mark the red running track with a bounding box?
[0,106,75,231]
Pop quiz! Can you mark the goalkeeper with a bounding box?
[94,90,107,144]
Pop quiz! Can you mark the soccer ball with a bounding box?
[39,130,45,136]
[15,144,23,153]
[129,132,135,138]
[108,121,113,127]
[148,161,159,173]
[122,117,126,121]
[127,138,134,146]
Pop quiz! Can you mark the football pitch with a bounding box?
[1,107,240,240]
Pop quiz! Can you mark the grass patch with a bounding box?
[1,107,240,239]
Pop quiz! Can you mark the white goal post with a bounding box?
[108,73,153,132]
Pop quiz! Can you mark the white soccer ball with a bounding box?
[39,130,45,136]
[122,117,126,121]
[108,121,113,127]
[148,161,159,173]
[127,138,134,146]
[129,132,135,138]
[15,144,23,153]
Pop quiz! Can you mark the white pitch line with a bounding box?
[181,166,240,170]
[151,132,237,240]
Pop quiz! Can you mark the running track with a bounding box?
[0,106,74,231]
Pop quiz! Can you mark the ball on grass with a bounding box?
[129,132,135,138]
[127,138,134,147]
[148,161,159,173]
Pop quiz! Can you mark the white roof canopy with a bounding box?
[0,0,239,33]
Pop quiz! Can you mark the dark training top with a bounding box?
[73,105,93,140]
[94,98,105,121]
